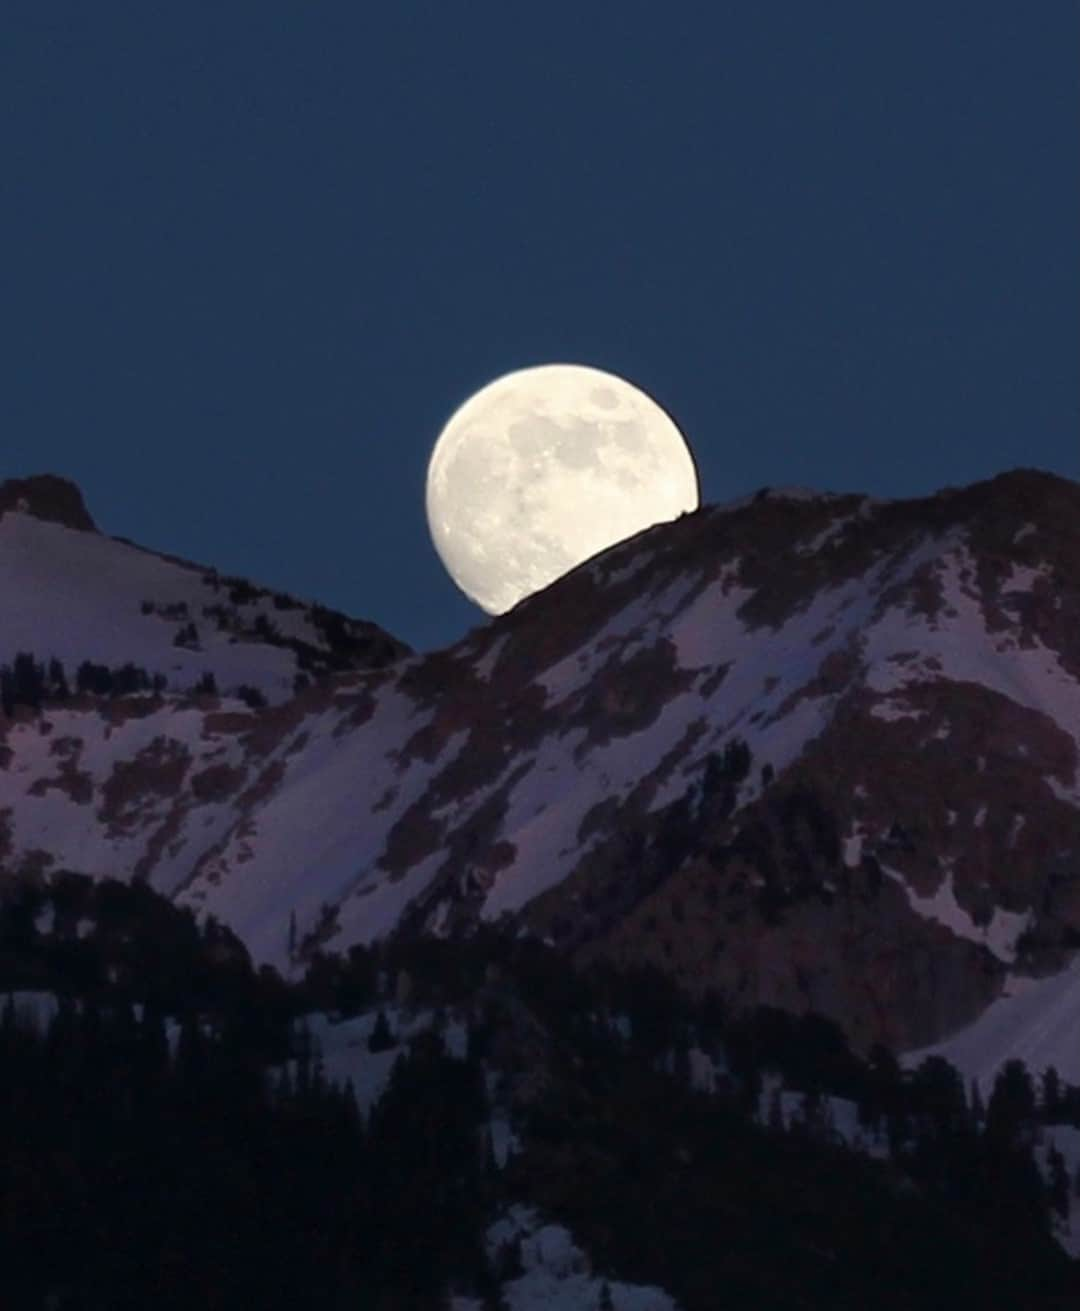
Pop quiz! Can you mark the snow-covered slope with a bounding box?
[907,959,1080,1093]
[0,475,407,704]
[1,468,1078,1062]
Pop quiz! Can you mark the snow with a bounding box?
[183,688,466,965]
[794,514,856,556]
[865,540,1080,782]
[1047,775,1080,805]
[472,633,511,682]
[1008,813,1026,847]
[0,512,349,704]
[1,481,1076,991]
[869,700,927,722]
[444,1018,469,1060]
[483,532,951,920]
[842,829,865,867]
[5,547,1060,969]
[882,863,1031,964]
[288,1010,404,1112]
[687,1046,721,1094]
[590,544,655,590]
[794,497,882,558]
[756,1076,889,1159]
[904,955,1080,1093]
[3,990,60,1031]
[1,703,254,899]
[489,1117,520,1169]
[281,1005,468,1114]
[483,1206,681,1311]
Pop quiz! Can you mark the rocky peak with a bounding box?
[0,474,97,532]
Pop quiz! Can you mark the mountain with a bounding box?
[0,468,1078,1073]
[0,473,408,706]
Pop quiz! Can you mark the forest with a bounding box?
[0,872,1077,1310]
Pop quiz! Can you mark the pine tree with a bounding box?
[768,1087,784,1133]
[1042,1066,1062,1119]
[47,657,69,700]
[986,1059,1036,1149]
[970,1078,985,1127]
[483,1124,499,1178]
[11,652,45,709]
[1047,1146,1070,1219]
[368,1009,396,1053]
[491,1237,524,1283]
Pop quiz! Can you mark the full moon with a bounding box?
[426,364,699,614]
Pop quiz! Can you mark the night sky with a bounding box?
[3,4,1077,652]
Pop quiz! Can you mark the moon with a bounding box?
[426,364,699,614]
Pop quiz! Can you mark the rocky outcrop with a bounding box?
[0,474,97,531]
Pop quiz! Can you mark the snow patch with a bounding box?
[3,990,60,1031]
[842,825,865,868]
[281,1006,467,1114]
[473,633,510,682]
[488,1117,520,1169]
[905,955,1080,1093]
[484,1206,680,1311]
[756,1076,889,1159]
[870,699,928,723]
[883,864,1030,963]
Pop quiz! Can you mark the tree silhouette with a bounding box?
[368,1009,396,1053]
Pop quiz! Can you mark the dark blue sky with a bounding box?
[3,4,1077,651]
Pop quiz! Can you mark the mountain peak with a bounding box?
[0,465,1076,1071]
[0,474,97,532]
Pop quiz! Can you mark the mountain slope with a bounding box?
[1,468,1077,1060]
[0,474,407,705]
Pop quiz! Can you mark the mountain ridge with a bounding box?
[0,474,409,709]
[0,466,1077,1074]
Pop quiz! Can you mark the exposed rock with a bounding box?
[0,466,1077,1061]
[0,474,97,531]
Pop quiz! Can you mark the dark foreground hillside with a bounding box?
[0,874,1077,1310]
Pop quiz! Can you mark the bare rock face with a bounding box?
[383,467,1080,1051]
[502,470,1080,1050]
[0,474,97,531]
[0,466,1077,1060]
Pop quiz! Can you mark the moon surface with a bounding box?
[426,364,699,614]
